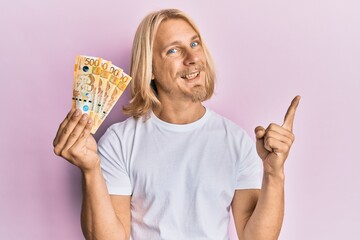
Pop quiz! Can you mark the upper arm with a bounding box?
[110,195,131,240]
[231,189,260,240]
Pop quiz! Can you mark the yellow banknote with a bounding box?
[72,55,132,134]
[90,58,112,120]
[92,67,132,133]
[73,55,102,115]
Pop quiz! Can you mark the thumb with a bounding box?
[255,126,266,139]
[255,126,268,160]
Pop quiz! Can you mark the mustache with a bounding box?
[177,65,205,77]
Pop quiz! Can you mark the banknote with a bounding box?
[98,64,130,119]
[73,55,101,115]
[90,58,112,119]
[92,65,132,133]
[72,55,132,134]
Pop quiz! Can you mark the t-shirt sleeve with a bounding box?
[98,126,132,195]
[235,132,263,189]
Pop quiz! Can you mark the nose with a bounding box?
[183,50,200,66]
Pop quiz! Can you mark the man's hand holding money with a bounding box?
[53,108,100,173]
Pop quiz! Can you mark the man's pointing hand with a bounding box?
[255,96,301,175]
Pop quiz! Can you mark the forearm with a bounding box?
[81,166,126,240]
[242,171,285,240]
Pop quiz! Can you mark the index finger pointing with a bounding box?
[282,95,301,131]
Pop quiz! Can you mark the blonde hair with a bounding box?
[123,9,216,118]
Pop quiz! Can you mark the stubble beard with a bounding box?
[185,85,207,102]
[161,84,207,103]
[155,66,208,102]
[178,66,207,102]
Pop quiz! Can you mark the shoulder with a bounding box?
[207,109,249,137]
[206,109,256,152]
[107,116,138,134]
[98,116,143,146]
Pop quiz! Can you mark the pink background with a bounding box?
[1,0,359,239]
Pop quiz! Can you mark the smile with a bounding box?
[181,71,200,80]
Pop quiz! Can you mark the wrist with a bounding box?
[263,170,285,184]
[81,162,102,180]
[263,164,285,178]
[79,154,101,173]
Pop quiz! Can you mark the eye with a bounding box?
[167,48,178,54]
[191,41,199,48]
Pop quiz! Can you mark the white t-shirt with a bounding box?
[98,108,262,240]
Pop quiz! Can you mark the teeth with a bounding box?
[183,72,199,80]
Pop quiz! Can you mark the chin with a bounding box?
[189,85,207,102]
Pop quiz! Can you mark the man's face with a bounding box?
[152,18,207,102]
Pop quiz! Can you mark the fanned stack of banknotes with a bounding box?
[72,55,132,134]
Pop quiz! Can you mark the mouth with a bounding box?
[181,71,200,80]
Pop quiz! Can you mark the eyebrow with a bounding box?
[161,35,200,52]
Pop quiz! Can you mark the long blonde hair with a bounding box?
[123,9,216,118]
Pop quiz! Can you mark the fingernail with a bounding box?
[74,109,81,116]
[81,114,88,121]
[87,118,93,124]
[67,108,75,118]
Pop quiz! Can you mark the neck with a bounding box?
[153,100,206,124]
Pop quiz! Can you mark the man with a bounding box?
[53,9,300,240]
